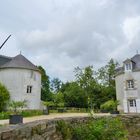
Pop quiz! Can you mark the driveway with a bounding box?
[0,113,110,125]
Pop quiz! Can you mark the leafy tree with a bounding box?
[74,66,96,109]
[63,82,88,108]
[97,59,118,87]
[97,59,118,100]
[53,92,64,107]
[38,66,51,101]
[51,78,62,93]
[0,83,10,112]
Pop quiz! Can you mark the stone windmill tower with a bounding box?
[0,35,41,109]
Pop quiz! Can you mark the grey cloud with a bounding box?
[1,0,140,81]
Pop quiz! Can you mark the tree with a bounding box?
[38,66,51,101]
[53,92,64,107]
[51,78,62,93]
[97,59,118,87]
[97,59,118,100]
[63,82,88,108]
[0,83,10,112]
[74,66,97,109]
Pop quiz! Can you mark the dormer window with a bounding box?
[125,63,132,71]
[127,80,134,89]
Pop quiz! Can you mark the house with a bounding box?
[0,54,41,109]
[115,54,140,113]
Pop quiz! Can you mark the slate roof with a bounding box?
[0,55,12,66]
[116,54,140,75]
[0,54,39,71]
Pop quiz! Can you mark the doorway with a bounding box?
[128,99,137,113]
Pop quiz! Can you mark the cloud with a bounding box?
[1,0,140,81]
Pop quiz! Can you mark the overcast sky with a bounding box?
[0,0,140,81]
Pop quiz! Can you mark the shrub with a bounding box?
[0,83,10,112]
[0,111,11,119]
[0,110,43,120]
[100,100,119,112]
[21,110,43,117]
[56,120,72,140]
[56,117,128,140]
[9,100,27,114]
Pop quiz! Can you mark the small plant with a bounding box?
[9,100,27,114]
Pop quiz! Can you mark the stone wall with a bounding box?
[0,116,89,140]
[1,115,140,140]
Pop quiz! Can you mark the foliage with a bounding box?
[56,120,72,140]
[43,101,55,107]
[21,110,43,117]
[63,82,88,108]
[0,83,10,112]
[0,111,11,119]
[0,110,43,120]
[53,92,64,107]
[57,118,128,140]
[39,59,118,111]
[38,66,51,101]
[100,100,119,112]
[51,78,62,93]
[9,100,27,114]
[97,59,118,100]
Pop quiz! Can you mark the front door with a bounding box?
[128,99,137,113]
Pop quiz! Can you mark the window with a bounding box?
[27,85,32,93]
[129,99,136,107]
[125,63,132,71]
[127,80,134,89]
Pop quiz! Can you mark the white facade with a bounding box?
[0,68,41,109]
[115,55,140,113]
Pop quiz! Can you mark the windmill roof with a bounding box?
[0,54,39,71]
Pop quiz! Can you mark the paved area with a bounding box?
[0,113,110,125]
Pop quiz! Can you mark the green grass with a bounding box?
[0,110,43,120]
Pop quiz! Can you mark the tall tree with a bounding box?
[38,66,51,101]
[98,59,118,86]
[50,78,62,93]
[74,66,97,109]
[97,59,118,100]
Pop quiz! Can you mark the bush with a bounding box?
[0,83,10,112]
[100,100,119,112]
[56,117,128,140]
[9,100,27,114]
[0,111,11,119]
[21,110,43,117]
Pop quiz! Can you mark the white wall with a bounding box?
[0,68,41,109]
[115,71,140,113]
[115,74,124,112]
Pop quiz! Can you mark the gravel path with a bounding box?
[0,113,110,125]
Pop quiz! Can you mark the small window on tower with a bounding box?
[27,85,32,93]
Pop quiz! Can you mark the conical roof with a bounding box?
[0,54,39,71]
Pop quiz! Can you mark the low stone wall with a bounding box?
[1,115,140,140]
[0,116,89,140]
